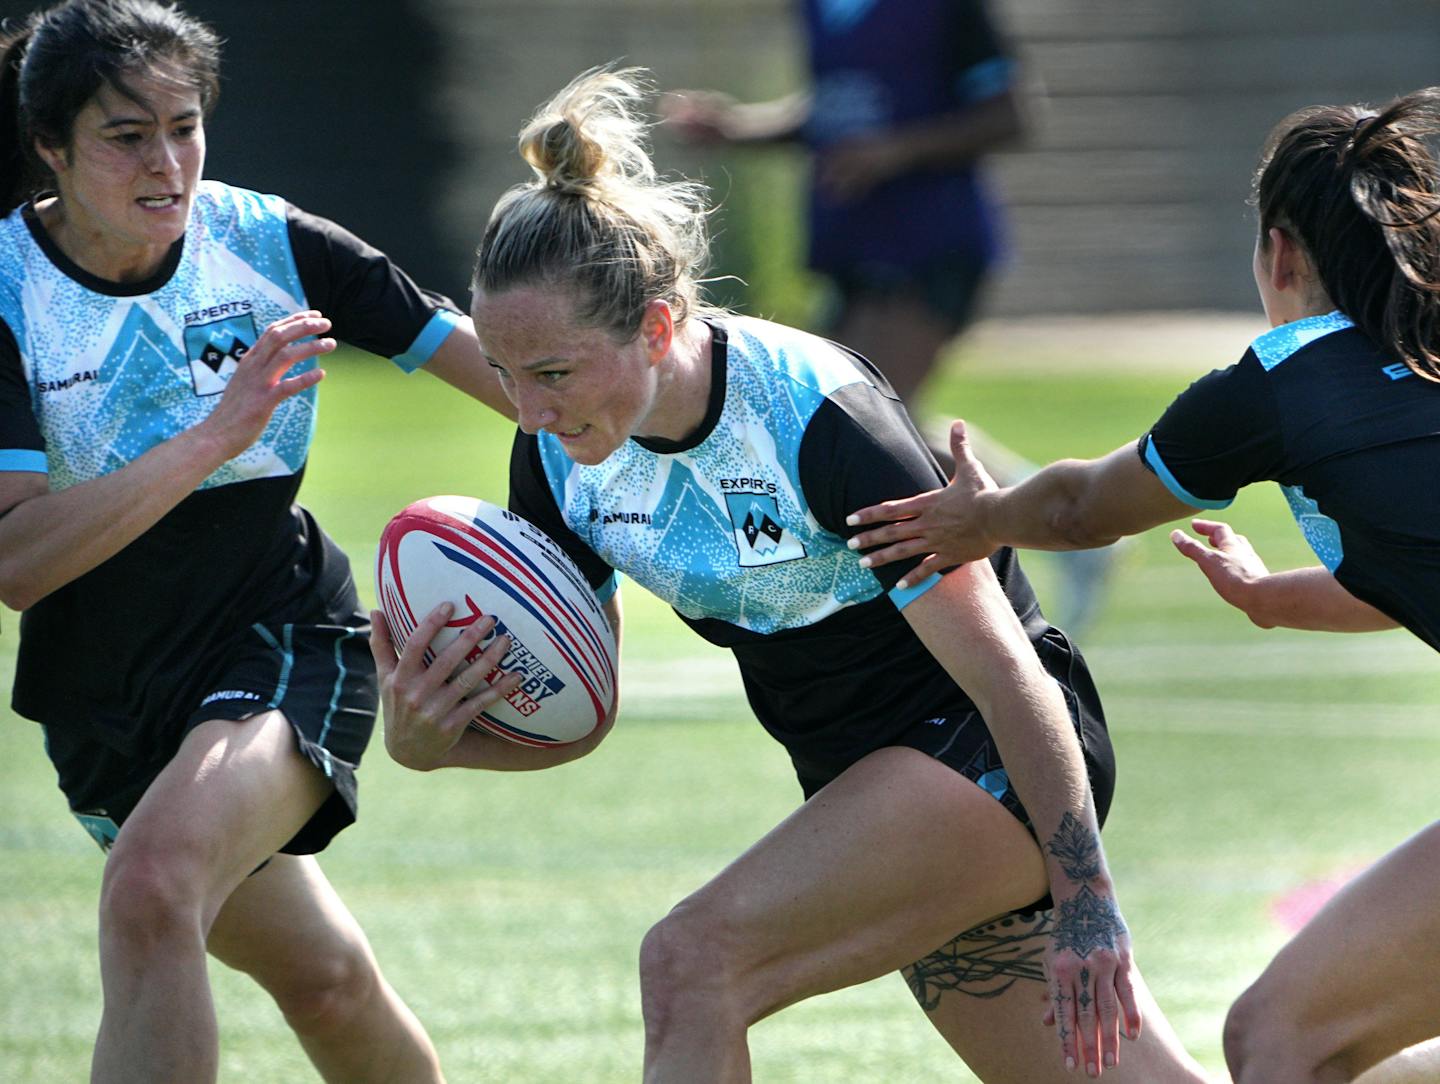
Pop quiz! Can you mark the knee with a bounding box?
[638,900,745,1030]
[98,847,204,954]
[267,940,381,1039]
[1226,981,1340,1084]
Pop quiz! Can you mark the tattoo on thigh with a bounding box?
[903,910,1053,1010]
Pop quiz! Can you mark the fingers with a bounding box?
[897,553,948,591]
[369,609,397,680]
[846,491,931,530]
[1095,970,1121,1073]
[1116,964,1143,1043]
[854,536,933,571]
[251,312,336,378]
[1051,974,1079,1073]
[1073,966,1099,1075]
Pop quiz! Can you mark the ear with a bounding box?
[1264,226,1313,295]
[33,137,67,177]
[639,299,674,364]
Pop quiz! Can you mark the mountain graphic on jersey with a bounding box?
[723,491,807,567]
[183,313,257,397]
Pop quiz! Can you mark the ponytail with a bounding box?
[1256,87,1440,380]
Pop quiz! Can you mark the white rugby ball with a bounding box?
[375,495,616,746]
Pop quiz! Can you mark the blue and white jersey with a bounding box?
[1140,312,1440,651]
[512,316,1050,769]
[0,182,461,742]
[0,180,458,491]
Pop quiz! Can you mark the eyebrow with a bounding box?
[98,108,201,130]
[485,353,570,372]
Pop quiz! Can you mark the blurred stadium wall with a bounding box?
[186,0,1436,317]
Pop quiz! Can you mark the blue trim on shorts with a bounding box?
[320,625,359,745]
[1142,435,1234,510]
[253,623,295,708]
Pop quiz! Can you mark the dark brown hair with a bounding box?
[0,0,220,214]
[1255,87,1440,380]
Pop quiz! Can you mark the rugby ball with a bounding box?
[375,495,616,746]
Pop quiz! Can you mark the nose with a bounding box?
[144,134,181,177]
[511,386,559,436]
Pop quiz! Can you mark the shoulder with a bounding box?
[191,180,291,235]
[720,315,873,400]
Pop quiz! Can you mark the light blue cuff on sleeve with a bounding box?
[393,309,464,373]
[0,449,47,473]
[888,571,943,610]
[1142,436,1233,510]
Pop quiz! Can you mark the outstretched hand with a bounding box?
[199,310,335,457]
[1170,518,1270,616]
[846,419,1000,588]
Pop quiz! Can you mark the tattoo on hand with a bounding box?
[1046,812,1103,882]
[1053,885,1126,958]
[1077,967,1092,1010]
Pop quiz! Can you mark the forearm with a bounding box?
[983,460,1125,551]
[719,92,811,144]
[0,425,231,609]
[432,715,614,771]
[420,320,518,421]
[981,677,1114,898]
[1239,566,1400,632]
[876,92,1023,172]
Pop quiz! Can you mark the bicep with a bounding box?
[898,560,1038,712]
[1073,443,1201,539]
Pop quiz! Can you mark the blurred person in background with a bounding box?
[664,0,1117,635]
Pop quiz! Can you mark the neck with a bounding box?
[642,319,714,443]
[35,196,174,283]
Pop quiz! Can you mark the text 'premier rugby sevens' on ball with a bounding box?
[376,495,616,746]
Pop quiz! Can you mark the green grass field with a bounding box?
[2,342,1436,1081]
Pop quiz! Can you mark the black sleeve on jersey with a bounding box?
[798,379,947,592]
[0,317,43,455]
[508,431,616,593]
[285,203,461,358]
[1139,352,1287,504]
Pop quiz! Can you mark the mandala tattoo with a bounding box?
[1053,886,1126,959]
[904,911,1051,1010]
[1045,812,1103,882]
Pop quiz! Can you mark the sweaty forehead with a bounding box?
[471,285,596,363]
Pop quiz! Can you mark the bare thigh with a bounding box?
[105,711,332,920]
[1236,822,1440,1079]
[667,746,1207,1082]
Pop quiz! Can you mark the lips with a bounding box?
[136,195,180,209]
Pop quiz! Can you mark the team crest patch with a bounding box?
[723,492,807,567]
[183,313,256,396]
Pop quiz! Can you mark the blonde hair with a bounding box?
[472,67,720,338]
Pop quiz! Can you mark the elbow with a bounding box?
[0,563,42,612]
[1047,499,1121,551]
